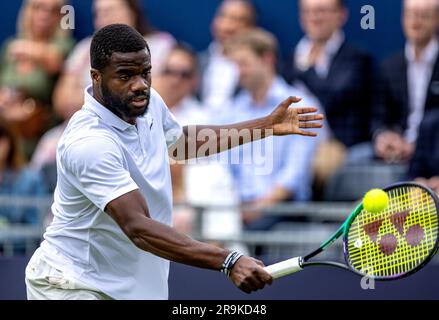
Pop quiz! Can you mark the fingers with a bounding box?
[279,96,302,110]
[298,114,324,122]
[231,258,273,294]
[297,130,318,137]
[299,122,323,129]
[258,267,273,285]
[237,268,272,294]
[297,119,323,137]
[295,107,319,114]
[252,258,265,268]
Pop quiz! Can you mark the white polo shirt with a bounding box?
[39,86,183,300]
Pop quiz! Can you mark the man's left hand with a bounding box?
[268,96,324,136]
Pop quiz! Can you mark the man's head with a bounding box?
[212,0,257,46]
[299,0,347,44]
[224,28,278,91]
[403,0,439,48]
[155,44,199,107]
[90,24,151,124]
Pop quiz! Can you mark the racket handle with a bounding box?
[264,257,303,279]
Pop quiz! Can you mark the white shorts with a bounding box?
[25,248,112,300]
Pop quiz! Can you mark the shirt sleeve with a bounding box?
[64,136,139,211]
[152,89,184,148]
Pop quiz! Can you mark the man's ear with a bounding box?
[91,69,101,85]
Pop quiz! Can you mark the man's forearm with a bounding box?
[182,117,274,159]
[128,214,229,270]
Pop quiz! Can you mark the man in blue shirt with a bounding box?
[223,28,323,231]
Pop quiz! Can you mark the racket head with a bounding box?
[343,182,439,280]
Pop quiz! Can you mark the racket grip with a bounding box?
[264,257,303,279]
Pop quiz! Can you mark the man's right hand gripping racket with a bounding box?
[264,182,439,280]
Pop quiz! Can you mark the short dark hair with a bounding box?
[90,24,149,71]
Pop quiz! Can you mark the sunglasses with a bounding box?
[162,68,194,79]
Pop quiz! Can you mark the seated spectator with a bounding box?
[153,44,209,205]
[373,0,439,165]
[154,44,243,251]
[0,119,47,226]
[223,28,321,231]
[200,0,257,111]
[0,0,75,157]
[30,64,83,193]
[285,0,373,197]
[408,109,439,195]
[55,0,175,111]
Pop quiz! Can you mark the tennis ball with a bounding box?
[363,189,389,213]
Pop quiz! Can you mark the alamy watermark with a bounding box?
[360,267,376,290]
[361,5,376,30]
[60,5,377,31]
[167,127,275,176]
[60,5,75,30]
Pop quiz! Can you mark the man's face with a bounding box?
[96,49,152,123]
[228,47,267,90]
[299,0,346,43]
[212,0,254,45]
[403,0,439,47]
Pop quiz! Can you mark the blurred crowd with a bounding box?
[0,0,439,240]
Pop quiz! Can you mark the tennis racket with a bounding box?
[264,182,439,280]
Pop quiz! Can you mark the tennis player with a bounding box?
[25,24,324,300]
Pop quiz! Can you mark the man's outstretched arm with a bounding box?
[170,97,324,161]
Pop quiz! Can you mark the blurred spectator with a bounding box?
[0,0,75,157]
[408,109,439,195]
[154,44,242,249]
[55,0,175,111]
[200,0,256,111]
[29,66,80,193]
[154,44,208,204]
[285,0,373,196]
[223,28,321,231]
[0,119,47,226]
[373,0,439,165]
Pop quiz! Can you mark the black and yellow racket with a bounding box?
[264,182,439,280]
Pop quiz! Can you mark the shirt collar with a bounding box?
[83,85,133,132]
[295,30,345,73]
[405,37,439,64]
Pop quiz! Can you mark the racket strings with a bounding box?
[346,186,438,278]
